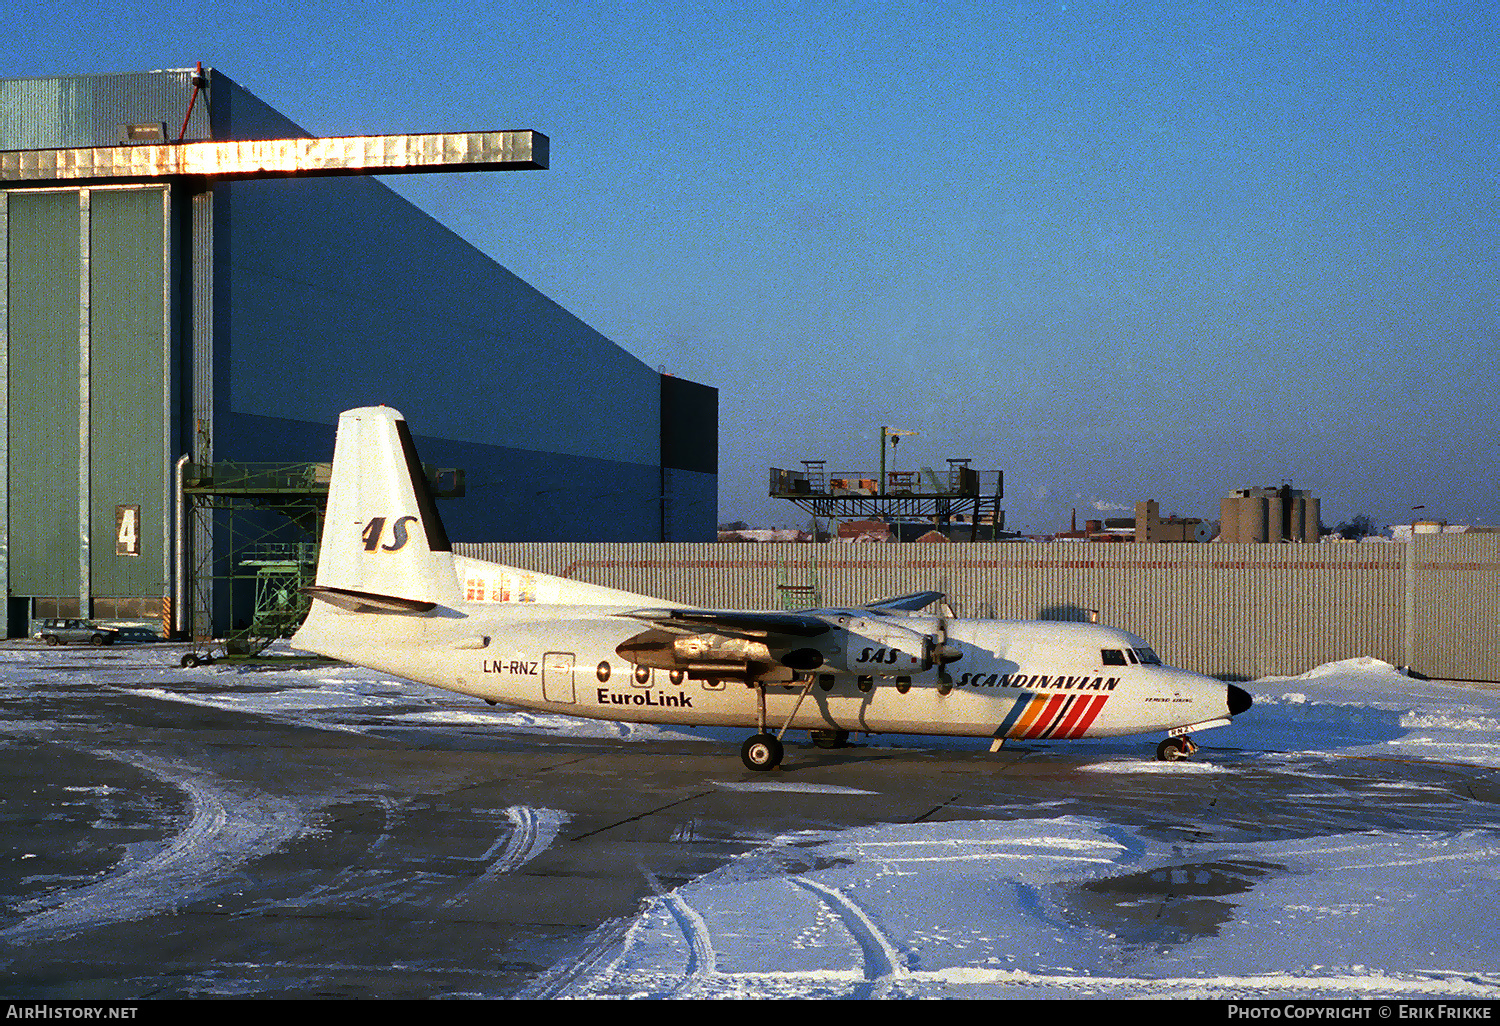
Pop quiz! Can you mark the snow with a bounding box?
[6,643,1500,999]
[555,819,1500,999]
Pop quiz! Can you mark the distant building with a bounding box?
[1053,505,1207,543]
[1388,522,1500,542]
[716,528,817,543]
[1134,500,1210,543]
[835,519,893,543]
[1220,486,1321,543]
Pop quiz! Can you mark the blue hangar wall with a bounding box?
[1,67,716,588]
[203,73,717,543]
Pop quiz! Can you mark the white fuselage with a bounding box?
[288,405,1247,761]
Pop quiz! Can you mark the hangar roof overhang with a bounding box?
[0,129,548,184]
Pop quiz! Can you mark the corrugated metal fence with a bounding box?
[456,536,1500,682]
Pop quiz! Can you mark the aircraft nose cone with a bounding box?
[1228,684,1253,716]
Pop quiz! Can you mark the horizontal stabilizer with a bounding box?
[302,585,437,614]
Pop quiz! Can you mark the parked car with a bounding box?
[33,618,118,646]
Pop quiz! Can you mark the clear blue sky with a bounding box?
[13,1,1498,532]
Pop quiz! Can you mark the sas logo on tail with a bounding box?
[361,516,419,552]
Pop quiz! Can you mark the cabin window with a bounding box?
[1133,647,1161,665]
[1102,649,1127,666]
[596,661,611,682]
[633,664,652,686]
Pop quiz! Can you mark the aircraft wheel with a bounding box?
[810,729,849,749]
[1156,737,1191,762]
[741,733,783,771]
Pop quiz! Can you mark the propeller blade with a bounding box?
[930,580,961,691]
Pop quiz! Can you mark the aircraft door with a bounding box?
[543,651,576,704]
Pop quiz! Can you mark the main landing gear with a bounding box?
[741,733,784,771]
[741,726,851,771]
[1156,735,1199,762]
[739,676,823,771]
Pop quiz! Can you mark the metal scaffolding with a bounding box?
[769,460,1004,540]
[180,462,328,661]
[177,460,462,661]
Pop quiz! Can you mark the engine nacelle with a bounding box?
[618,628,772,670]
[780,618,933,676]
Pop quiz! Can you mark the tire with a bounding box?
[740,733,783,771]
[43,636,59,646]
[1156,737,1190,762]
[810,729,849,749]
[90,634,106,646]
[181,653,200,668]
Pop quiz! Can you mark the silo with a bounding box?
[1301,495,1321,542]
[1220,496,1242,544]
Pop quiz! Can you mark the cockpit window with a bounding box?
[1101,649,1127,666]
[1133,647,1161,665]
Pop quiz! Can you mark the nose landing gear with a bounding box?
[1156,735,1199,761]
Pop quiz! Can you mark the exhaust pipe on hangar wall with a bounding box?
[174,454,189,639]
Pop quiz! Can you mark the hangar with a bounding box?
[1,67,717,638]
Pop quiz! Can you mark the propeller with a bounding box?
[929,585,962,693]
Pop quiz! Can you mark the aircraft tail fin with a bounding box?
[310,405,460,610]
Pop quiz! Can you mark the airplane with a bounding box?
[290,406,1252,771]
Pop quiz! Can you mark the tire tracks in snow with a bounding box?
[513,916,637,999]
[442,805,568,907]
[790,876,906,997]
[660,892,716,997]
[0,753,306,946]
[547,874,909,997]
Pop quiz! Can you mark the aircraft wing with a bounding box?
[623,608,832,638]
[622,590,944,639]
[859,590,944,613]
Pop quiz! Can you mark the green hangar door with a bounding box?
[6,187,168,631]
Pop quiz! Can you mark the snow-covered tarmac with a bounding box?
[538,658,1500,999]
[2,645,1498,1000]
